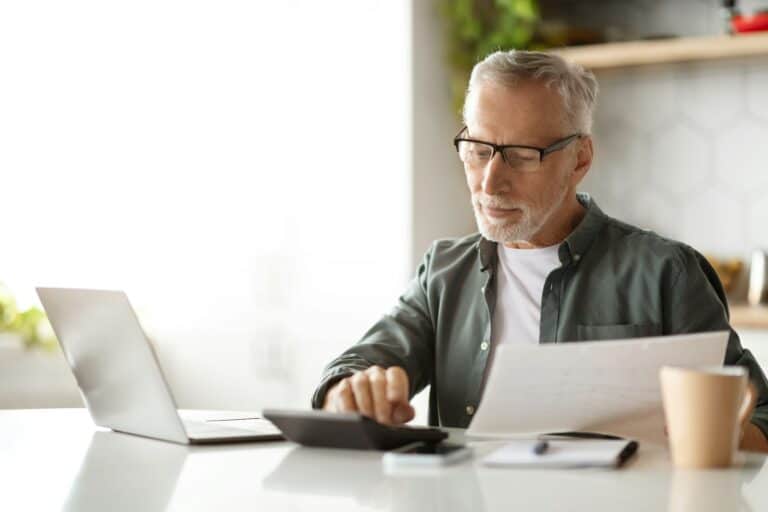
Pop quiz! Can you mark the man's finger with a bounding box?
[323,381,339,411]
[334,379,357,412]
[367,367,392,424]
[350,372,374,418]
[740,382,759,431]
[392,402,415,424]
[385,366,410,405]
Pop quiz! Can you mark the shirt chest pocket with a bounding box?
[576,323,662,341]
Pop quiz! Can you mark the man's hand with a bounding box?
[322,366,415,425]
[738,382,768,452]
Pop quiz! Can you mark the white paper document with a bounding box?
[467,331,729,443]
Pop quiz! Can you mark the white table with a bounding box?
[3,409,768,512]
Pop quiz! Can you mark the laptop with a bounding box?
[37,287,283,444]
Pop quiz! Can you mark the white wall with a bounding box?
[581,57,768,260]
[411,0,476,269]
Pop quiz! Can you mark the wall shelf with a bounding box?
[553,32,768,70]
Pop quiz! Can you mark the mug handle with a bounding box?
[738,381,758,427]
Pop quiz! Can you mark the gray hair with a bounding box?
[463,50,599,134]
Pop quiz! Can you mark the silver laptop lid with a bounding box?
[37,288,188,443]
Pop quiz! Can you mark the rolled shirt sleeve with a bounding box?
[311,244,437,409]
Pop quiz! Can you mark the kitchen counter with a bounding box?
[731,305,768,330]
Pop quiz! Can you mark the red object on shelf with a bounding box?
[732,12,768,33]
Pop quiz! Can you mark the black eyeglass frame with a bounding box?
[452,126,583,168]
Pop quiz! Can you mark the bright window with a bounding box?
[0,1,411,408]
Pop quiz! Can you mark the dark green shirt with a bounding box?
[312,194,768,436]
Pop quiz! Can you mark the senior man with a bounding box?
[312,50,768,451]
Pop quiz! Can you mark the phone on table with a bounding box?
[383,442,472,468]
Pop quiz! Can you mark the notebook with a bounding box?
[482,439,639,469]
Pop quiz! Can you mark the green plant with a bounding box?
[0,283,57,350]
[440,0,541,115]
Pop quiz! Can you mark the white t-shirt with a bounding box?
[491,243,562,347]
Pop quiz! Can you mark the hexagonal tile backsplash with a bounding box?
[580,55,768,259]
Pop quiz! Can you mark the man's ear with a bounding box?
[570,136,593,186]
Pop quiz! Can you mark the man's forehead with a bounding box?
[464,80,569,141]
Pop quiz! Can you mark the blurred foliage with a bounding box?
[0,282,57,351]
[439,0,542,116]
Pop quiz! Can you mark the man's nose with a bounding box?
[481,152,510,195]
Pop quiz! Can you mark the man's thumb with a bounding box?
[392,403,415,424]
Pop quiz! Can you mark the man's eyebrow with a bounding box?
[463,132,525,145]
[466,131,567,147]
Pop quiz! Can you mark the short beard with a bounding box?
[472,181,569,245]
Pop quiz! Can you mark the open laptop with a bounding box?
[37,287,283,444]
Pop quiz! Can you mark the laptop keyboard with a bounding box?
[184,419,281,438]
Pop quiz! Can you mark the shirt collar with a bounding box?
[477,192,607,271]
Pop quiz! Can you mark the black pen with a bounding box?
[533,440,549,455]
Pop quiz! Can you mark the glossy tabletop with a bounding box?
[3,409,768,512]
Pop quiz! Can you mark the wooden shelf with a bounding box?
[730,305,768,329]
[552,32,768,70]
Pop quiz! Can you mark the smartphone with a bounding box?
[382,442,472,468]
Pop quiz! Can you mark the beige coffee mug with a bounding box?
[660,365,755,469]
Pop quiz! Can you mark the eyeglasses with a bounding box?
[453,126,583,173]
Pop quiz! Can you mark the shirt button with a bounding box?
[466,405,475,416]
[480,341,489,351]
